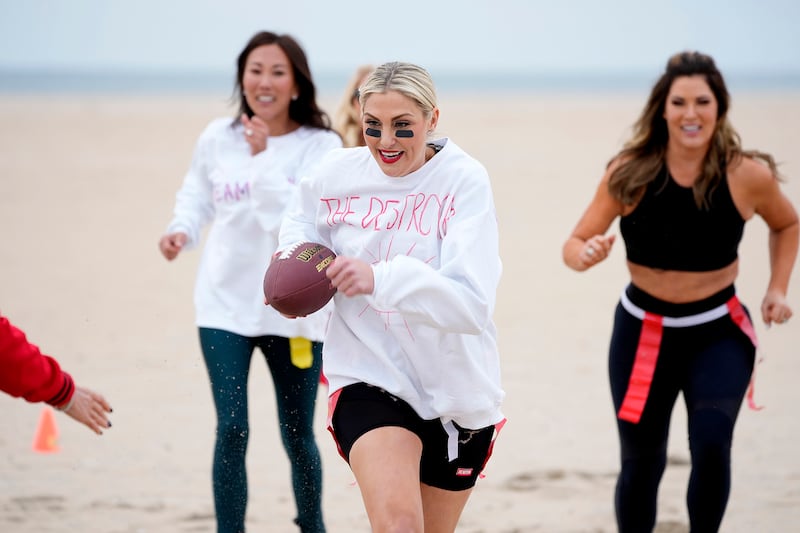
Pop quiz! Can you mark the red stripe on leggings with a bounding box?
[727,296,762,411]
[618,312,664,424]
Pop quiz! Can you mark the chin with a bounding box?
[381,166,405,177]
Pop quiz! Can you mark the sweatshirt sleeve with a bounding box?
[369,170,502,335]
[0,315,75,407]
[165,122,217,248]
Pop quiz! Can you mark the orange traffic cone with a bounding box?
[32,406,60,453]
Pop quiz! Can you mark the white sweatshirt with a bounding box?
[279,139,505,429]
[165,117,342,340]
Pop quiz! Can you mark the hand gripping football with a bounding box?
[263,242,337,317]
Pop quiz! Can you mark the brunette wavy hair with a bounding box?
[608,51,779,209]
[231,31,333,131]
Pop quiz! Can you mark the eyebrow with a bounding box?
[247,61,289,69]
[363,112,415,121]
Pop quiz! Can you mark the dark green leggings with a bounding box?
[198,328,325,533]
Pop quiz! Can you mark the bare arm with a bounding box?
[563,163,625,271]
[733,158,799,325]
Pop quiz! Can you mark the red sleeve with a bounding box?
[0,315,74,407]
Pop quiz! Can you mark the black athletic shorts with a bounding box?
[329,382,497,491]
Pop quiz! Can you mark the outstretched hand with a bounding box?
[63,386,113,435]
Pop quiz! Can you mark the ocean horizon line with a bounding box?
[2,67,800,96]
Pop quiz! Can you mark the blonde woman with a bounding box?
[276,62,505,532]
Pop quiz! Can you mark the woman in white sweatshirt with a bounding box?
[158,31,341,533]
[276,61,505,533]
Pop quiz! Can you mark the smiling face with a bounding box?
[242,44,297,133]
[362,90,439,177]
[663,75,718,152]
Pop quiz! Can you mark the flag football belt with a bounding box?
[617,289,759,424]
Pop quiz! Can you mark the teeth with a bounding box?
[257,95,274,102]
[682,125,700,131]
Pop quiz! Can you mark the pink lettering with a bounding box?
[322,192,456,238]
[322,196,361,226]
[214,181,250,203]
[342,195,359,224]
[362,197,388,230]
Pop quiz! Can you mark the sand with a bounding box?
[0,88,798,532]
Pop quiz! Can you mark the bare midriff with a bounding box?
[627,260,739,303]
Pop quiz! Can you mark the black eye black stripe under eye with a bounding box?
[364,128,415,138]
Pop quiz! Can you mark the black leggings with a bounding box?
[608,285,755,533]
[199,328,325,533]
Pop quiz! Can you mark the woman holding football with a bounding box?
[275,61,505,533]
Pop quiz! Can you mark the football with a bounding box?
[263,242,337,317]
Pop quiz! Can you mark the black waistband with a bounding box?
[624,283,736,317]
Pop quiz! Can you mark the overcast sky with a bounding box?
[1,0,799,77]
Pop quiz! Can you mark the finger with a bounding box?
[326,260,343,279]
[96,412,112,430]
[77,410,103,435]
[774,310,792,325]
[250,115,268,134]
[329,265,344,282]
[241,114,255,137]
[92,392,112,412]
[583,243,598,263]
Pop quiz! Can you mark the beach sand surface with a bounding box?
[1,90,798,532]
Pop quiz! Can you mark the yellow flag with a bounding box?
[289,337,313,369]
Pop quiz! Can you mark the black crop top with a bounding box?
[619,167,744,271]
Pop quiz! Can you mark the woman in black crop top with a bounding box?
[562,51,798,532]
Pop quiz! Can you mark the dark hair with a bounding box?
[232,31,333,131]
[608,51,779,208]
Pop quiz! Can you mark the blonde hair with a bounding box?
[359,62,438,120]
[332,64,374,147]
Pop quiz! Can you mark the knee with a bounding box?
[280,420,316,450]
[689,409,733,464]
[217,420,249,449]
[371,508,423,533]
[618,445,667,488]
